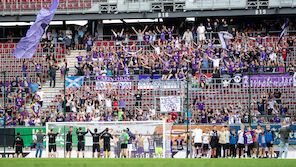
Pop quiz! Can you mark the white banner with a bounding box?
[96,81,132,90]
[160,96,181,113]
[96,76,132,90]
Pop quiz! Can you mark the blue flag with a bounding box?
[13,0,59,59]
[66,76,84,90]
[278,18,289,44]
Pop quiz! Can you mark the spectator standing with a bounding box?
[36,88,45,107]
[49,64,59,88]
[35,129,46,158]
[278,121,291,159]
[30,80,39,95]
[205,22,213,40]
[182,28,193,46]
[197,23,206,42]
[131,25,148,46]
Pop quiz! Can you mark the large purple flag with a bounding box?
[13,0,59,59]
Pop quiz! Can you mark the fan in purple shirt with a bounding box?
[159,30,166,41]
[15,94,23,108]
[144,32,150,44]
[273,115,281,123]
[5,113,12,125]
[243,127,254,145]
[28,117,35,126]
[76,55,83,65]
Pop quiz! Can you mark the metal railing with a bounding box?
[47,72,296,119]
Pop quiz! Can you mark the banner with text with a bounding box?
[138,75,183,89]
[96,76,133,90]
[160,96,181,112]
[242,74,293,87]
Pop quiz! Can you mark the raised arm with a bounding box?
[156,26,161,33]
[127,91,135,96]
[143,25,148,33]
[165,52,172,57]
[144,104,151,111]
[111,29,117,37]
[131,26,138,34]
[83,129,89,135]
[142,90,151,95]
[120,28,124,37]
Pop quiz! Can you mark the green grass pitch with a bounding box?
[0,158,296,167]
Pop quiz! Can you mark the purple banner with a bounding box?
[242,74,293,87]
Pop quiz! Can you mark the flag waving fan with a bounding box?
[278,18,289,45]
[12,0,59,59]
[218,31,233,50]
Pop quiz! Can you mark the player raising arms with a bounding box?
[120,129,130,158]
[47,128,61,158]
[126,128,136,158]
[100,128,113,158]
[147,131,156,158]
[244,126,255,158]
[137,134,146,158]
[88,127,104,158]
[66,126,73,158]
[76,127,89,158]
[13,132,24,158]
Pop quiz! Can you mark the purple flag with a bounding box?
[278,18,289,44]
[218,31,233,49]
[13,0,59,59]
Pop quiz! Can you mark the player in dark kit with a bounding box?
[88,127,104,158]
[13,132,24,158]
[66,126,73,158]
[47,128,61,158]
[100,128,113,158]
[76,127,89,158]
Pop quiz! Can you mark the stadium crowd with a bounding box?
[0,18,295,127]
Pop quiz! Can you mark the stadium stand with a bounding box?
[1,0,296,161]
[1,17,295,126]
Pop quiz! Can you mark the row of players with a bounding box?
[13,126,163,158]
[13,123,290,159]
[191,124,276,159]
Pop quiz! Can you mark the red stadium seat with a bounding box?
[73,3,78,8]
[85,2,91,8]
[22,4,30,10]
[67,3,73,8]
[42,3,49,9]
[5,4,11,10]
[36,3,41,9]
[30,3,36,9]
